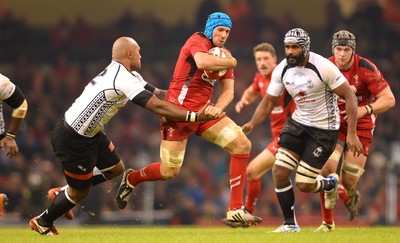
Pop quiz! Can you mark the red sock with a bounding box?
[244,178,261,214]
[127,162,162,187]
[229,154,249,210]
[338,183,350,204]
[319,190,334,224]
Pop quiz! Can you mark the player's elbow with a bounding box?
[388,95,396,109]
[196,60,208,70]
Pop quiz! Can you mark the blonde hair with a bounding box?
[253,43,276,57]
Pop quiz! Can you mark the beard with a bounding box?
[286,53,305,67]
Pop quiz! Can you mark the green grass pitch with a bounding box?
[1,225,399,243]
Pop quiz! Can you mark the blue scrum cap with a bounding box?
[204,12,232,39]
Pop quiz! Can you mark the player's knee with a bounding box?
[235,135,251,153]
[105,161,125,179]
[225,136,251,154]
[319,165,332,177]
[341,176,358,189]
[295,182,314,192]
[160,165,180,179]
[215,123,250,153]
[272,164,290,183]
[246,167,258,179]
[68,187,91,203]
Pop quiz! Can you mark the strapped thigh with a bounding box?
[160,143,185,168]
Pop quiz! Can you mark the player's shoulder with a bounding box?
[0,73,9,81]
[184,32,211,51]
[270,59,286,79]
[187,32,208,44]
[354,54,377,73]
[275,59,288,71]
[309,52,339,72]
[0,73,13,86]
[309,52,332,64]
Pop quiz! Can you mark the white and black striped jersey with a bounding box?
[0,73,16,136]
[65,61,149,137]
[268,52,347,130]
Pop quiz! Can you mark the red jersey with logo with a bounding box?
[167,32,234,111]
[251,72,294,141]
[329,54,389,131]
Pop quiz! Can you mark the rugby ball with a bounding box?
[204,47,227,80]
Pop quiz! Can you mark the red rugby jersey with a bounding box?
[329,54,389,130]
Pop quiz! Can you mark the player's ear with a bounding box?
[126,50,132,59]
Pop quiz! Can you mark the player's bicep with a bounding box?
[131,90,153,107]
[194,51,211,70]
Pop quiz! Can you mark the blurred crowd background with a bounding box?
[0,0,399,227]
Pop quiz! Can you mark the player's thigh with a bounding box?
[52,120,98,190]
[247,148,275,179]
[96,132,123,178]
[200,117,249,152]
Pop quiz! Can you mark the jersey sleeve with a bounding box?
[116,71,146,101]
[321,59,347,90]
[131,71,148,87]
[267,63,285,97]
[362,59,389,95]
[187,34,209,57]
[0,73,16,100]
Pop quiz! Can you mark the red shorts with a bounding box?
[160,115,227,141]
[265,139,279,155]
[338,126,373,156]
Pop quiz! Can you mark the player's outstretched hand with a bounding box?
[241,122,254,135]
[235,99,250,113]
[197,101,225,122]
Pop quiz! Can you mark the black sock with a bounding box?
[321,177,336,191]
[39,190,76,225]
[275,182,296,225]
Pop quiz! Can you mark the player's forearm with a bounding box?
[369,88,395,114]
[8,99,27,135]
[345,97,358,134]
[7,116,23,136]
[249,95,275,127]
[215,90,234,111]
[241,88,258,105]
[196,52,236,71]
